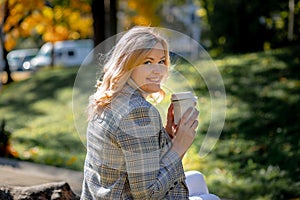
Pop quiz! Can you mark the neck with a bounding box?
[127,78,148,98]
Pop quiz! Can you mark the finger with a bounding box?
[185,109,199,127]
[167,103,174,120]
[169,132,175,139]
[167,103,173,114]
[190,109,199,121]
[190,119,199,130]
[180,107,194,123]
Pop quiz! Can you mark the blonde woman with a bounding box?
[81,26,219,200]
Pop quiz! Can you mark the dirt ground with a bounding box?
[0,158,83,196]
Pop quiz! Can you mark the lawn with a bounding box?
[0,67,86,170]
[0,45,299,200]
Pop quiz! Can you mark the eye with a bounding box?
[144,60,152,65]
[158,59,166,65]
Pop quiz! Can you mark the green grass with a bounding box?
[0,67,86,170]
[181,45,300,200]
[0,45,299,199]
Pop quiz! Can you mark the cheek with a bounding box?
[131,68,146,84]
[161,66,168,76]
[157,65,169,81]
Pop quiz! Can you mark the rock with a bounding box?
[0,190,13,200]
[0,182,80,200]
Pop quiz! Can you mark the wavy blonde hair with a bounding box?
[90,26,170,115]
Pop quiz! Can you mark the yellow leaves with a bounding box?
[2,0,93,50]
[9,0,44,12]
[7,0,17,6]
[133,16,151,26]
[69,13,93,38]
[197,8,207,17]
[69,31,81,40]
[263,42,271,51]
[81,3,91,13]
[20,15,36,37]
[39,5,93,42]
[54,6,63,21]
[41,9,93,42]
[4,33,17,51]
[35,24,45,34]
[66,156,77,166]
[123,0,162,27]
[69,10,81,23]
[11,27,20,38]
[10,3,22,15]
[42,7,54,20]
[128,0,137,9]
[34,0,44,10]
[43,25,68,43]
[4,13,21,32]
[55,25,69,39]
[71,0,91,12]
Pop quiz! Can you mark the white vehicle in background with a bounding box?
[7,48,39,71]
[28,39,93,70]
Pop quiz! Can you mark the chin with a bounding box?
[141,84,161,93]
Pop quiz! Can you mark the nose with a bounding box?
[152,64,164,74]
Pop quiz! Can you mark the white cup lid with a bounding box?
[171,91,195,101]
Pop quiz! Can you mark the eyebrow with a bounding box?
[144,56,166,60]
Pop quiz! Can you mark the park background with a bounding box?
[0,0,299,199]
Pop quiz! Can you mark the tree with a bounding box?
[0,0,13,84]
[288,0,295,41]
[119,0,163,28]
[91,0,105,47]
[92,0,117,47]
[201,0,300,53]
[0,0,93,75]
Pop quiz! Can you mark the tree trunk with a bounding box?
[92,0,117,47]
[1,0,13,84]
[92,0,106,47]
[288,0,294,41]
[0,37,13,84]
[106,0,117,38]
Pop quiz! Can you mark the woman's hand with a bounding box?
[171,107,199,157]
[165,103,176,139]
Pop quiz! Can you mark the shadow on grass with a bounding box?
[211,45,300,199]
[0,67,86,170]
[0,67,78,121]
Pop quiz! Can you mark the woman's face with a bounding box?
[130,43,168,94]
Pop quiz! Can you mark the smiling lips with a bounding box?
[146,76,162,83]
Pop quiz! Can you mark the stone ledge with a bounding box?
[0,182,80,200]
[0,158,83,195]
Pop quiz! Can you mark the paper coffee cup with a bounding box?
[171,92,197,124]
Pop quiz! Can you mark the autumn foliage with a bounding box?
[122,0,163,27]
[0,0,93,51]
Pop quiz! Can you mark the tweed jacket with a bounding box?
[81,84,188,200]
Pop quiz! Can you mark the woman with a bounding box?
[81,26,216,200]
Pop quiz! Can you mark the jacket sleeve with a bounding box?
[116,105,186,199]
